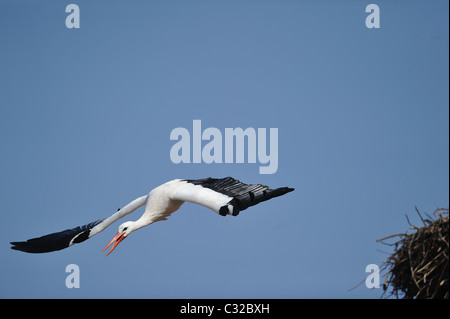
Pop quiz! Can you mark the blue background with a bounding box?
[0,0,448,298]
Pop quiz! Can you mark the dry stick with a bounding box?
[376,233,405,243]
[407,232,422,292]
[415,206,427,226]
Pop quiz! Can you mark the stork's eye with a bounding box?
[123,227,128,232]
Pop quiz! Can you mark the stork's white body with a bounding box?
[138,180,186,226]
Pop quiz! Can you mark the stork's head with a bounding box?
[102,221,136,256]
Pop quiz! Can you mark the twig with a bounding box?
[415,206,427,226]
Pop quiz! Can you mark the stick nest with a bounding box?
[378,208,449,299]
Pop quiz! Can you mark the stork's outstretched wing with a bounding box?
[172,177,294,216]
[10,195,148,253]
[10,219,105,253]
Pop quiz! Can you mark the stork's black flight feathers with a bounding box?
[10,219,105,253]
[184,177,294,216]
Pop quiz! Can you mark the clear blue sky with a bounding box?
[0,0,448,298]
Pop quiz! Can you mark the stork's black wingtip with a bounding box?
[10,241,19,247]
[10,242,24,252]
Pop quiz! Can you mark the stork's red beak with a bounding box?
[102,232,126,256]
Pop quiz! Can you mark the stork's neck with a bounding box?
[133,207,170,231]
[132,216,155,232]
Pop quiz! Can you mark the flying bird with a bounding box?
[11,177,294,256]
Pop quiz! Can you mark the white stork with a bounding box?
[11,177,294,256]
